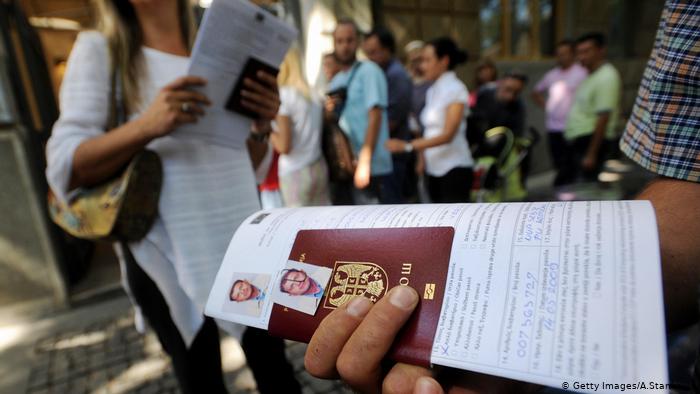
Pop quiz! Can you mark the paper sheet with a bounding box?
[205,202,668,393]
[172,0,298,148]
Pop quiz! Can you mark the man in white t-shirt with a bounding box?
[532,40,587,185]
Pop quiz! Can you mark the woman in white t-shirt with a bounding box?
[45,1,300,393]
[386,37,473,202]
[270,49,330,207]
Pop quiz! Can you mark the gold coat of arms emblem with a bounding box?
[324,262,388,309]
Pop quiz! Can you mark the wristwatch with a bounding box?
[404,142,414,153]
[249,130,270,143]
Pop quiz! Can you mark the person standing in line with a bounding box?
[363,27,413,203]
[468,60,498,109]
[321,52,341,83]
[271,48,330,207]
[327,19,397,204]
[403,40,432,203]
[385,37,473,203]
[532,40,588,186]
[560,32,622,185]
[471,71,530,186]
[44,1,300,393]
[471,72,528,140]
[404,40,432,129]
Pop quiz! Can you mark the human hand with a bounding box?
[306,286,439,393]
[325,95,341,121]
[305,285,540,394]
[354,149,372,189]
[581,151,597,172]
[137,76,210,139]
[385,139,407,154]
[325,96,338,113]
[241,71,280,136]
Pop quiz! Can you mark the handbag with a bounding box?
[322,120,356,182]
[322,63,362,182]
[47,66,162,242]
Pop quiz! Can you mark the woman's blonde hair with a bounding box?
[93,0,195,115]
[277,47,310,99]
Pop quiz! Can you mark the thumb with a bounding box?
[414,376,444,394]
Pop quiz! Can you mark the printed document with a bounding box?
[173,0,297,148]
[206,202,668,393]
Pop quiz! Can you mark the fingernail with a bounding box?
[415,377,441,394]
[345,296,371,318]
[389,286,418,310]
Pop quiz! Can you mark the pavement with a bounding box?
[0,292,351,394]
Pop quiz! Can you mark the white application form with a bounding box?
[173,0,298,148]
[206,201,668,393]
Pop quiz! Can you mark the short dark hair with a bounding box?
[576,32,606,48]
[476,60,498,78]
[335,18,360,38]
[323,52,338,61]
[427,37,468,70]
[279,268,304,293]
[503,71,529,85]
[556,39,576,51]
[365,26,396,54]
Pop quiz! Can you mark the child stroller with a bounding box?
[471,126,539,202]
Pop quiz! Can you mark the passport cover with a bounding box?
[225,57,279,119]
[268,227,455,367]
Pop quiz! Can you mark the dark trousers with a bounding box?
[391,152,411,203]
[555,135,614,186]
[122,245,227,394]
[547,132,569,186]
[241,328,302,394]
[427,167,473,203]
[402,152,419,202]
[547,131,567,169]
[331,173,402,205]
[329,179,354,205]
[355,174,402,204]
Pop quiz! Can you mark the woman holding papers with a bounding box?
[270,48,330,207]
[45,0,299,393]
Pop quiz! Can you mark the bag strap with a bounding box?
[338,62,362,118]
[345,61,362,89]
[106,60,126,131]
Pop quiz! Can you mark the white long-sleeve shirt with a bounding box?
[46,31,267,345]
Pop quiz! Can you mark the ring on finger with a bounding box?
[180,101,192,113]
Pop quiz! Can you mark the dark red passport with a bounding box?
[268,227,455,367]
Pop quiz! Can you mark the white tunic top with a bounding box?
[46,31,267,345]
[420,71,473,177]
[276,86,323,177]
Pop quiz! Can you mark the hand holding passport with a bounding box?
[269,227,454,367]
[205,203,668,393]
[172,0,296,148]
[225,57,280,120]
